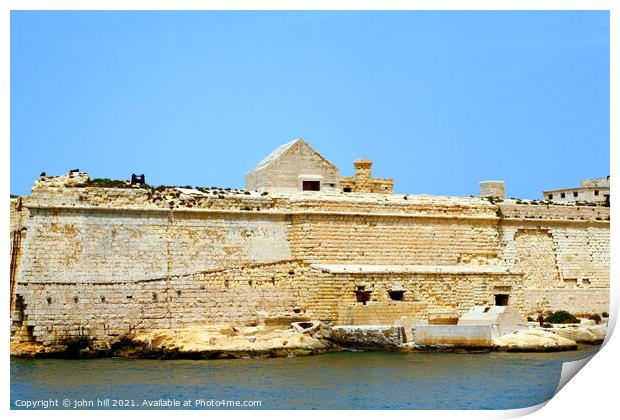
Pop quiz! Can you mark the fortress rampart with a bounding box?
[10,182,610,347]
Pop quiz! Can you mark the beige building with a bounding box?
[246,138,393,194]
[245,138,340,193]
[543,177,610,204]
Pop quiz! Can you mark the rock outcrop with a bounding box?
[493,329,578,352]
[34,171,90,188]
[550,326,606,344]
[121,326,331,358]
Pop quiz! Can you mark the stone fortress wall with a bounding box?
[10,180,610,347]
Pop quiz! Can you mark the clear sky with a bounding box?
[10,10,609,198]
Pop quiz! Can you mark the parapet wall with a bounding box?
[339,176,394,194]
[10,185,610,346]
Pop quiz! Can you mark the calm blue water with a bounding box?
[11,348,598,410]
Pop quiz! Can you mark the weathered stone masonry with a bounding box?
[9,181,609,347]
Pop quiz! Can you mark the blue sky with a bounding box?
[10,11,609,198]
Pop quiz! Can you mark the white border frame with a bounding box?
[1,2,616,419]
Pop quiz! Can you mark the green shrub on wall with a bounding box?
[544,310,580,324]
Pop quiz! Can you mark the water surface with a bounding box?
[11,348,598,410]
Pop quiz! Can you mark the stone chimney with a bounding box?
[479,181,505,199]
[354,159,372,180]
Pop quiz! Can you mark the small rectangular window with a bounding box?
[595,190,599,196]
[560,192,565,198]
[573,191,578,197]
[343,187,352,193]
[302,181,320,191]
[388,290,405,301]
[564,278,577,287]
[548,194,553,199]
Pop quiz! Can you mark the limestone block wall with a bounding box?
[499,202,609,222]
[289,215,501,265]
[24,184,291,212]
[10,199,29,316]
[336,302,429,325]
[413,325,493,347]
[10,198,29,252]
[287,193,496,216]
[12,261,306,345]
[522,289,610,316]
[339,176,394,194]
[10,199,22,258]
[310,272,524,321]
[17,208,291,284]
[9,186,610,346]
[498,203,610,315]
[12,260,524,344]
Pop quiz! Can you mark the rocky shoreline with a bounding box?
[9,321,606,359]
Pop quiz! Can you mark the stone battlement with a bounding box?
[25,181,609,224]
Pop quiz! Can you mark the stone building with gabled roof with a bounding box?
[245,138,341,193]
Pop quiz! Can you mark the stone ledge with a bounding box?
[23,203,500,221]
[310,264,514,275]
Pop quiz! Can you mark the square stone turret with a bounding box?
[354,159,373,179]
[340,158,394,194]
[479,181,505,199]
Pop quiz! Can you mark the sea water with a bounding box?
[10,348,598,410]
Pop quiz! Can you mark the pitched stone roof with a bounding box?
[248,138,338,173]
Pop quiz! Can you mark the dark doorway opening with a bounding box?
[354,286,372,305]
[388,290,405,301]
[14,294,24,328]
[495,294,509,306]
[302,181,320,191]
